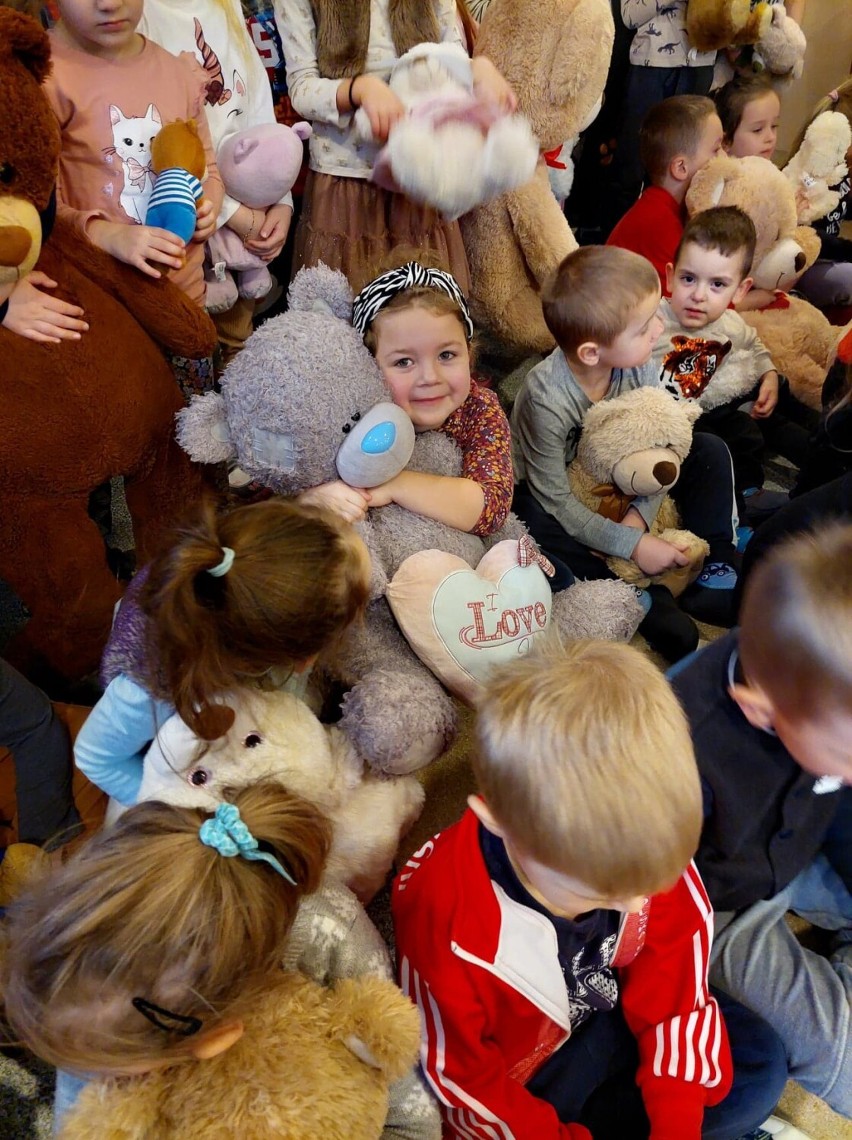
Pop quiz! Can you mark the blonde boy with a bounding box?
[608,95,724,289]
[671,524,852,1117]
[392,642,786,1138]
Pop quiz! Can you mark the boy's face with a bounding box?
[665,242,752,329]
[57,0,143,57]
[597,288,664,371]
[683,114,725,182]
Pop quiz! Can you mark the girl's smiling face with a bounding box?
[728,90,782,160]
[372,305,472,431]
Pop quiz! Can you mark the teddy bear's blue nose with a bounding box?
[360,420,397,454]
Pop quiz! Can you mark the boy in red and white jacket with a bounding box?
[392,643,787,1140]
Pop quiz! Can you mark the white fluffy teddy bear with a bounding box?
[783,110,852,225]
[355,42,539,220]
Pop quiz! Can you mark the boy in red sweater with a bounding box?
[392,642,787,1140]
[608,95,723,292]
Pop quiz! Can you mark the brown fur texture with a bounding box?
[460,0,613,356]
[58,973,422,1140]
[0,11,214,681]
[687,154,852,410]
[311,0,439,78]
[685,0,770,53]
[150,120,206,180]
[567,388,709,595]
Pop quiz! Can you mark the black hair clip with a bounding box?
[132,997,203,1037]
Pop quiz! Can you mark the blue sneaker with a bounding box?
[695,561,738,590]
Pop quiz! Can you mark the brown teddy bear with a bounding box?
[459,0,614,356]
[568,387,709,596]
[58,972,422,1140]
[685,0,770,52]
[0,11,215,682]
[686,153,852,410]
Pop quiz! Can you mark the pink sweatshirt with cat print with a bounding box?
[45,34,223,307]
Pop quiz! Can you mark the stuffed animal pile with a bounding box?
[783,111,851,225]
[177,265,643,774]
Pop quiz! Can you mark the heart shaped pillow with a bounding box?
[386,539,553,704]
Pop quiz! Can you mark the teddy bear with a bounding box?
[145,119,208,244]
[354,41,538,221]
[568,388,710,596]
[685,0,770,53]
[177,264,644,774]
[751,0,807,80]
[783,111,851,225]
[459,0,614,357]
[58,971,422,1140]
[114,689,425,903]
[0,9,214,683]
[204,121,312,313]
[686,153,852,410]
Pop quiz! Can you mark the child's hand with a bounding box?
[352,76,405,143]
[1,272,88,344]
[298,480,370,523]
[633,534,691,576]
[192,198,216,244]
[89,220,185,278]
[751,370,779,418]
[245,204,293,262]
[471,56,518,113]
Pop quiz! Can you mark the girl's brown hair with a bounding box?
[713,74,776,145]
[1,781,331,1075]
[140,497,369,739]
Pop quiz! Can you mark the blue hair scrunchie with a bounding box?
[199,802,297,885]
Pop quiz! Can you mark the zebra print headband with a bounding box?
[352,263,474,341]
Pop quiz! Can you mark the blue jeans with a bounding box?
[713,856,852,1115]
[526,989,787,1138]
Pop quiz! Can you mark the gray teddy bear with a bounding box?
[177,266,642,774]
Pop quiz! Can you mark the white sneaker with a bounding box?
[747,1116,816,1140]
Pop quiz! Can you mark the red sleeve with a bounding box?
[618,864,733,1140]
[442,385,514,538]
[607,204,680,295]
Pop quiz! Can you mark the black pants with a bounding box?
[696,405,765,499]
[513,433,738,581]
[0,659,82,849]
[526,989,787,1139]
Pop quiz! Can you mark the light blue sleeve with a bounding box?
[73,674,174,806]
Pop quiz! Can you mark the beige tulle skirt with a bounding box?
[292,170,471,294]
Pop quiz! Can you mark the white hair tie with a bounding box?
[207,546,235,578]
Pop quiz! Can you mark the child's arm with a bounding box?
[619,866,734,1140]
[620,0,656,29]
[751,369,779,418]
[73,674,173,805]
[0,273,88,344]
[85,219,186,278]
[367,470,485,531]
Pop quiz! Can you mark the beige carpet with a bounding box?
[401,629,852,1140]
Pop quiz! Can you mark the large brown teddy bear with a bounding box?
[0,11,215,683]
[459,0,614,357]
[686,154,852,410]
[685,0,770,52]
[58,972,421,1140]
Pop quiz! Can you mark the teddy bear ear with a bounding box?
[686,154,739,213]
[175,393,237,464]
[681,400,704,426]
[287,264,354,321]
[1,10,52,85]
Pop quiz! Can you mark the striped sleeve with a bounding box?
[619,863,733,1140]
[397,954,590,1140]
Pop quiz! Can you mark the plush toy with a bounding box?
[685,0,770,52]
[543,136,578,205]
[58,972,421,1140]
[751,1,807,80]
[0,843,49,911]
[177,265,644,774]
[145,119,207,245]
[568,388,710,596]
[687,154,852,410]
[118,689,425,902]
[204,121,312,313]
[459,0,614,356]
[783,111,852,225]
[0,10,214,682]
[354,42,538,221]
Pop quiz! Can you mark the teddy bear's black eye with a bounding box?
[342,423,351,434]
[244,732,263,748]
[351,411,361,422]
[0,162,15,185]
[188,766,211,787]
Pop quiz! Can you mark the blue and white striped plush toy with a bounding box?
[145,120,206,244]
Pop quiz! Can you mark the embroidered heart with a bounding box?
[386,540,553,704]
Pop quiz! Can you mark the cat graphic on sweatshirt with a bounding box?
[108,103,161,223]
